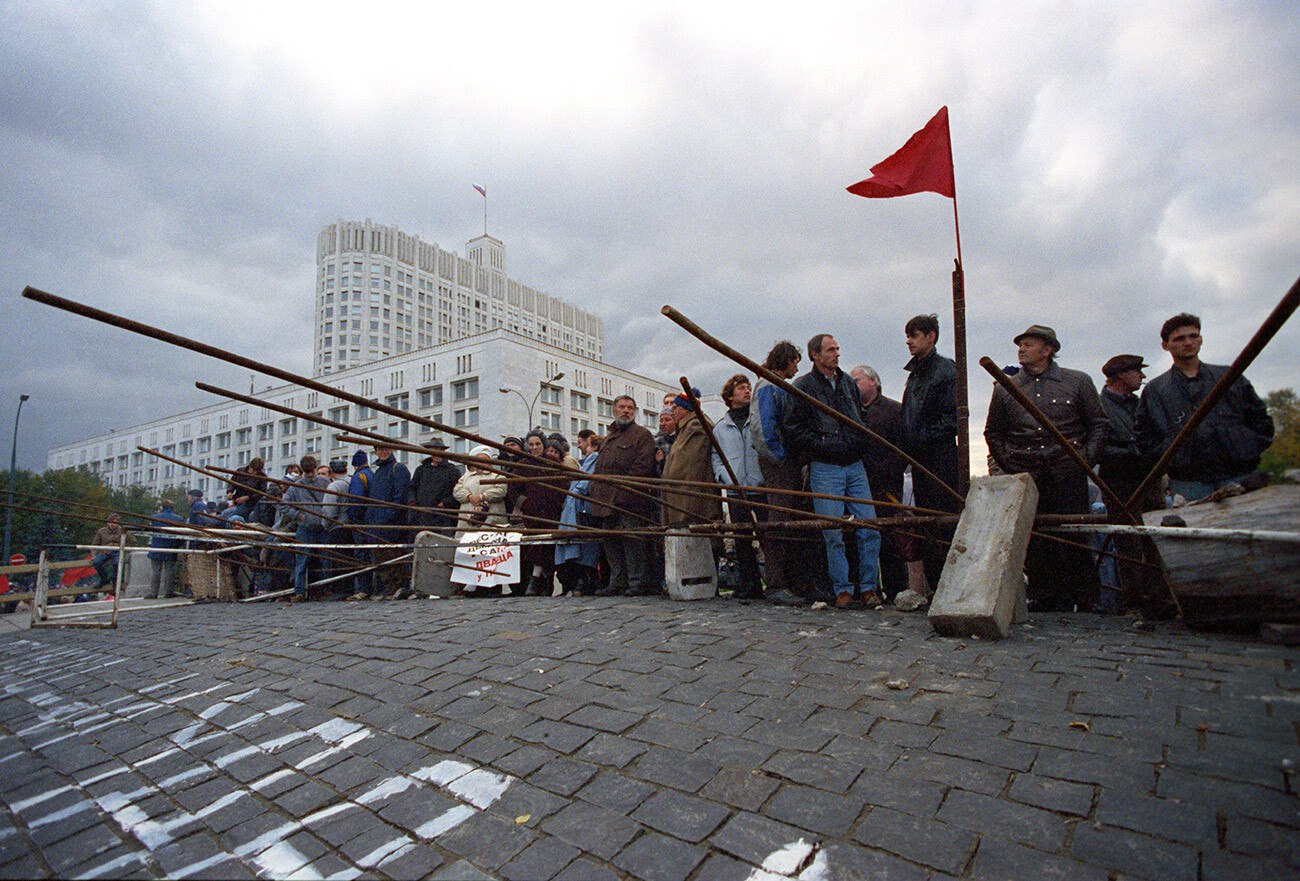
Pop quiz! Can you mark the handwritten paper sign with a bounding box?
[452,531,521,588]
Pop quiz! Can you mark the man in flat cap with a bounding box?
[1099,354,1161,511]
[985,325,1109,611]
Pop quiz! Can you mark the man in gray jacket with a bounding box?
[985,325,1108,611]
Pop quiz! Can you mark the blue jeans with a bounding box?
[809,460,881,598]
[293,525,325,596]
[1168,474,1253,503]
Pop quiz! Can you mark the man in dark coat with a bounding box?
[408,437,462,535]
[364,444,411,597]
[899,313,960,591]
[985,325,1109,611]
[851,365,914,604]
[1098,353,1167,614]
[591,395,659,596]
[1135,312,1274,502]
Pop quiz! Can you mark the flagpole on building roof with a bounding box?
[474,184,488,236]
[951,184,970,497]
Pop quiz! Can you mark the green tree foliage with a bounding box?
[3,467,169,563]
[1260,388,1300,477]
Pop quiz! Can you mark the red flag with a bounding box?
[847,106,954,199]
[60,556,98,587]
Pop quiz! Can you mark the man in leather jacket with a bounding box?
[985,325,1108,611]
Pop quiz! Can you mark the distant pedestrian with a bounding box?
[146,500,185,599]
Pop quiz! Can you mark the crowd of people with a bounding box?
[129,309,1272,615]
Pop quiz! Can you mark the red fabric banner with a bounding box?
[847,106,955,199]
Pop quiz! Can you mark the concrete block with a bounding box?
[411,530,457,598]
[665,535,716,601]
[929,474,1038,640]
[124,550,153,598]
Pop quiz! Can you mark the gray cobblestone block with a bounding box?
[495,745,557,778]
[376,786,458,832]
[42,824,124,875]
[929,730,1038,772]
[541,800,642,860]
[868,719,941,749]
[631,789,730,842]
[1156,767,1299,826]
[893,750,1011,796]
[421,720,478,751]
[708,810,808,866]
[693,708,761,738]
[764,783,865,838]
[969,835,1108,880]
[438,810,535,870]
[1070,823,1198,881]
[1093,790,1216,844]
[562,704,640,734]
[1224,814,1300,867]
[746,720,834,753]
[762,750,863,794]
[700,767,779,813]
[577,771,657,814]
[1200,845,1297,881]
[499,836,581,881]
[574,732,648,768]
[850,772,946,818]
[936,787,1067,851]
[695,735,776,769]
[386,714,439,742]
[338,822,407,863]
[626,718,709,751]
[630,747,723,794]
[613,830,707,881]
[517,719,597,755]
[459,733,518,765]
[485,781,569,828]
[529,756,599,797]
[374,841,444,879]
[551,856,621,881]
[853,805,977,874]
[1007,773,1094,816]
[1033,746,1156,792]
[274,779,339,816]
[318,756,389,793]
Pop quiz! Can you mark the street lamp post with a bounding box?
[4,394,30,565]
[498,371,565,433]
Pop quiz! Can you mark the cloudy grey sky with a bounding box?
[3,0,1297,473]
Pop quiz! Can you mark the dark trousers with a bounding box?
[1025,469,1098,610]
[757,457,815,595]
[911,441,960,590]
[599,513,651,592]
[723,489,763,597]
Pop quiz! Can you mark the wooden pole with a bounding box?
[660,305,965,507]
[1125,273,1300,510]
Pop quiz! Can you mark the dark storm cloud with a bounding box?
[1,1,1297,473]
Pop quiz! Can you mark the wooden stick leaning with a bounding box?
[660,305,966,508]
[197,380,683,528]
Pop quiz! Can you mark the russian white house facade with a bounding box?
[315,220,603,375]
[47,222,676,497]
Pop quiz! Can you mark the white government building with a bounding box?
[47,221,678,499]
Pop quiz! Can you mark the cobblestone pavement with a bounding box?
[0,598,1297,881]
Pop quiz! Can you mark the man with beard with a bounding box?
[591,395,659,597]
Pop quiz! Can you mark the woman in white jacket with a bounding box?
[452,445,508,539]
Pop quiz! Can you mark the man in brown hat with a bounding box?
[985,325,1109,611]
